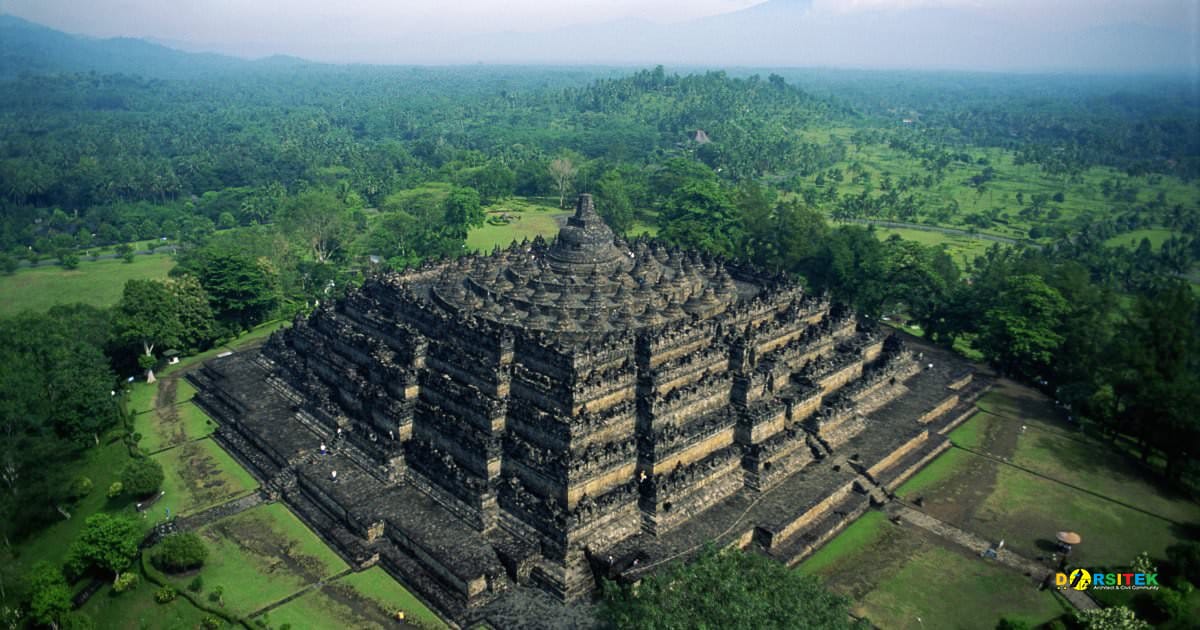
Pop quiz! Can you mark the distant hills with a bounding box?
[0,14,311,79]
[448,0,1196,72]
[2,3,1196,76]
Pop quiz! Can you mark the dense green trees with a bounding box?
[175,247,280,330]
[151,532,208,573]
[22,562,73,628]
[111,278,218,376]
[660,179,742,258]
[279,190,355,264]
[442,186,484,239]
[977,274,1069,380]
[598,546,861,629]
[118,457,164,498]
[0,305,121,543]
[65,513,141,582]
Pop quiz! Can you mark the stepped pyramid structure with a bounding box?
[191,194,990,627]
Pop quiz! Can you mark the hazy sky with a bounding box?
[2,0,1197,63]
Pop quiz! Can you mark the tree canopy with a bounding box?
[598,546,862,630]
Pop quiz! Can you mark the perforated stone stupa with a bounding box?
[191,194,990,627]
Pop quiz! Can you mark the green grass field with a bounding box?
[151,437,259,517]
[856,545,1067,630]
[874,227,996,262]
[976,459,1187,567]
[128,380,160,416]
[263,567,446,629]
[1103,228,1179,251]
[168,503,349,618]
[800,507,1065,629]
[799,127,1200,247]
[0,253,175,316]
[81,578,218,630]
[337,568,444,627]
[468,198,570,251]
[134,400,216,453]
[798,510,889,576]
[803,382,1200,628]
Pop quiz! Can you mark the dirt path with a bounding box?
[152,376,189,450]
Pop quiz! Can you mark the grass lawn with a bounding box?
[973,462,1189,568]
[135,400,217,453]
[798,510,889,576]
[0,253,174,316]
[808,382,1200,628]
[128,381,160,416]
[894,448,975,499]
[856,545,1067,630]
[174,379,197,404]
[1007,420,1199,526]
[81,580,219,630]
[336,566,445,627]
[468,199,570,252]
[168,503,349,618]
[1104,228,1179,251]
[628,220,659,237]
[901,383,1200,568]
[801,510,1063,629]
[796,127,1200,251]
[875,227,995,262]
[125,320,286,417]
[151,438,259,517]
[262,567,446,629]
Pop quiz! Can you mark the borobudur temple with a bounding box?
[191,194,990,627]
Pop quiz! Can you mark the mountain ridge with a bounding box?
[1,7,1195,76]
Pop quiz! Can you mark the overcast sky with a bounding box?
[2,0,1197,63]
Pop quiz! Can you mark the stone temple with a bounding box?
[191,194,989,627]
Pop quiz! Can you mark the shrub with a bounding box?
[119,457,164,498]
[1145,588,1186,624]
[151,532,208,573]
[200,616,222,630]
[106,482,124,499]
[66,476,93,502]
[58,250,80,270]
[1166,541,1200,585]
[188,575,204,592]
[113,572,139,593]
[154,585,177,604]
[208,585,224,604]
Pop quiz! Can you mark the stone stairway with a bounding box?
[173,491,265,533]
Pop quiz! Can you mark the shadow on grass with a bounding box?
[1027,433,1114,478]
[1035,539,1060,554]
[1170,521,1200,540]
